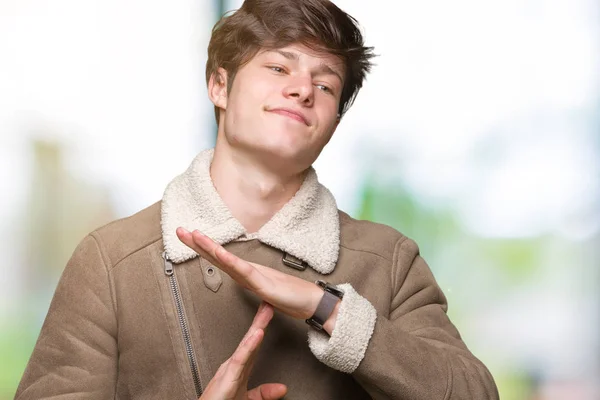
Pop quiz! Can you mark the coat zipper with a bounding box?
[163,252,203,398]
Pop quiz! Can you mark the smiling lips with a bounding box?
[267,108,309,126]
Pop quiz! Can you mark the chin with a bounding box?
[256,127,306,153]
[253,139,311,169]
[226,126,315,169]
[263,140,302,158]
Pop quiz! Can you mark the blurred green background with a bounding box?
[1,0,598,399]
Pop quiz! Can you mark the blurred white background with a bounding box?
[1,0,598,398]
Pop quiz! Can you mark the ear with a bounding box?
[325,114,342,141]
[332,113,341,133]
[208,67,228,110]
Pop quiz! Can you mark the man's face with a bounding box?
[209,43,345,171]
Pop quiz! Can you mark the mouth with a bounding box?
[267,107,310,126]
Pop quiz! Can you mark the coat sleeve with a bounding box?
[15,234,118,399]
[308,236,499,400]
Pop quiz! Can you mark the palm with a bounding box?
[177,228,322,320]
[247,261,318,319]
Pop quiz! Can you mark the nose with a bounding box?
[283,75,314,106]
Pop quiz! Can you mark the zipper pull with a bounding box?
[162,251,174,276]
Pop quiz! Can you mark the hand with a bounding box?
[176,228,340,332]
[199,302,287,400]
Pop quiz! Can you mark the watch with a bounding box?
[305,280,344,331]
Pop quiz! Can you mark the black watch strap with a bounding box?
[306,281,344,330]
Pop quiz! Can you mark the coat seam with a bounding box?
[389,236,409,319]
[390,235,418,309]
[89,233,117,321]
[339,244,395,263]
[443,352,453,400]
[105,236,163,271]
[88,232,119,400]
[393,234,454,400]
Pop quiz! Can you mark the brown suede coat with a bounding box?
[16,202,498,399]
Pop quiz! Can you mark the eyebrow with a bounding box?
[271,49,344,84]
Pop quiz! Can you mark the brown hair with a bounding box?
[206,0,375,123]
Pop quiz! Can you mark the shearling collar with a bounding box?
[161,148,340,274]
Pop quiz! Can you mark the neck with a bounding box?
[210,139,308,233]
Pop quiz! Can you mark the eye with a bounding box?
[316,84,333,94]
[268,66,285,73]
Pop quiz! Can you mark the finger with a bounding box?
[176,228,220,265]
[177,228,271,280]
[212,357,229,381]
[224,328,264,383]
[235,302,273,355]
[250,302,274,332]
[176,228,249,288]
[177,228,274,300]
[212,245,271,293]
[201,321,267,400]
[189,230,236,265]
[247,383,288,400]
[190,229,222,261]
[236,302,273,357]
[191,230,272,293]
[178,228,248,277]
[233,302,274,388]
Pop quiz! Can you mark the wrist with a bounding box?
[306,281,344,331]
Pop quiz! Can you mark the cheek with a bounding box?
[228,131,243,145]
[231,81,270,120]
[317,106,339,131]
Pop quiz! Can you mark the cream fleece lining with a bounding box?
[161,148,340,274]
[308,284,377,373]
[161,148,376,371]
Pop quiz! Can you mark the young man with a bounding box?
[17,0,499,399]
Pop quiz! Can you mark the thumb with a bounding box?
[247,383,288,400]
